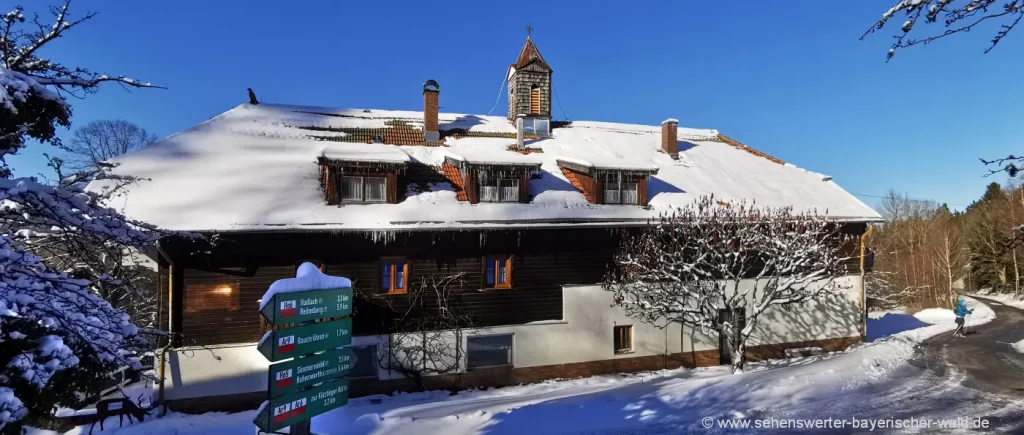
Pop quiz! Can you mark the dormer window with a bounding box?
[556,159,658,206]
[603,180,638,204]
[318,144,410,206]
[341,176,386,203]
[479,176,520,202]
[441,153,541,204]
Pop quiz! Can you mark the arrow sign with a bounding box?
[268,347,357,398]
[260,287,353,326]
[253,378,349,433]
[258,317,352,362]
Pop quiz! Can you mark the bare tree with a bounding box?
[929,206,967,307]
[865,269,922,310]
[863,0,1024,60]
[604,196,854,374]
[362,273,482,390]
[1,0,163,169]
[62,120,157,172]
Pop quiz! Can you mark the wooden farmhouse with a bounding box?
[94,36,882,412]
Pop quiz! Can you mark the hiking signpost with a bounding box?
[254,263,355,435]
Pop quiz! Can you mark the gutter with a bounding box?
[171,215,885,235]
[154,238,175,417]
[859,225,874,341]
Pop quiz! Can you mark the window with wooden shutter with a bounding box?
[530,86,540,114]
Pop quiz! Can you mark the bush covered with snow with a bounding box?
[0,178,158,433]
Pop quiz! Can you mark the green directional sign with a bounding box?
[253,378,349,433]
[268,347,357,398]
[260,287,353,326]
[257,317,352,362]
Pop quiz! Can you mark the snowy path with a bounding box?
[40,297,1024,434]
[911,296,1024,399]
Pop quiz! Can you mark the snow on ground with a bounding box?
[974,293,1024,353]
[53,378,155,418]
[37,299,1012,435]
[1013,341,1024,354]
[972,291,1024,310]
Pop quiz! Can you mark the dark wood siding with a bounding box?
[465,167,479,204]
[167,228,621,346]
[638,178,648,207]
[181,266,295,344]
[386,173,398,203]
[519,174,530,203]
[321,165,340,205]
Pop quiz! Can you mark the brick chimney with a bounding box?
[661,118,679,156]
[423,80,440,142]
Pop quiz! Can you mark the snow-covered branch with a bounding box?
[1,0,161,161]
[863,0,1024,59]
[604,196,854,373]
[359,272,483,390]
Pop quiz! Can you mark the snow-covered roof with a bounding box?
[320,143,410,164]
[555,156,658,173]
[445,148,542,166]
[92,102,881,232]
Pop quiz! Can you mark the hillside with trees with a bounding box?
[869,181,1024,311]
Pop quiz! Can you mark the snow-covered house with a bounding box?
[99,37,882,411]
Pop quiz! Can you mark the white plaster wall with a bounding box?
[486,285,682,368]
[162,343,268,400]
[744,275,862,346]
[162,277,862,400]
[683,275,863,349]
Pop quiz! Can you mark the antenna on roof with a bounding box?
[247,88,259,105]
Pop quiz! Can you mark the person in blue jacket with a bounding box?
[954,298,974,337]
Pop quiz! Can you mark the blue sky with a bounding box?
[8,0,1024,210]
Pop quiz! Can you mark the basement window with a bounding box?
[485,255,512,289]
[614,325,633,354]
[467,334,514,369]
[341,176,386,203]
[349,344,378,379]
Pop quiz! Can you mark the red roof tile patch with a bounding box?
[560,167,594,203]
[441,162,468,201]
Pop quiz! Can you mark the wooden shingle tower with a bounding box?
[507,26,552,135]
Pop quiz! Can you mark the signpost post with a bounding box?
[254,265,354,435]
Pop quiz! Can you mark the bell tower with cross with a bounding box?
[507,24,553,134]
